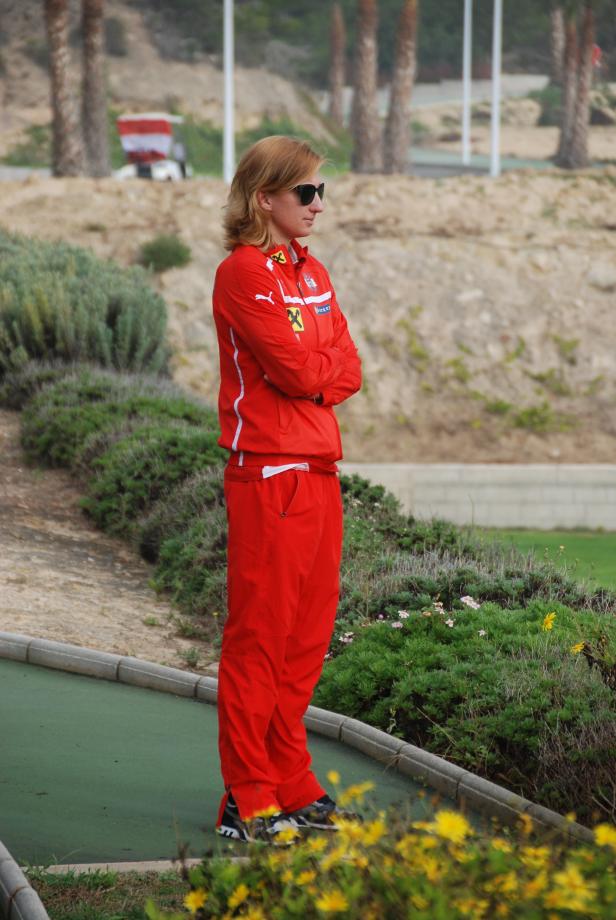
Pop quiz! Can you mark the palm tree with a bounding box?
[329,3,346,128]
[82,0,110,177]
[550,4,565,86]
[44,0,84,176]
[556,1,594,168]
[351,0,383,173]
[384,0,418,174]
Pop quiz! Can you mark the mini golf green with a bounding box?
[0,660,454,866]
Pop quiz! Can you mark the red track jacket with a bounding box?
[213,239,362,464]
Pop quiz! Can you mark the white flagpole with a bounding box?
[490,0,503,178]
[223,0,235,184]
[462,0,472,166]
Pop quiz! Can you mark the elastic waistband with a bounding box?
[226,450,339,478]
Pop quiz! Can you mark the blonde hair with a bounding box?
[223,135,325,251]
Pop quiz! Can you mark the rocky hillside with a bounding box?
[2,168,615,463]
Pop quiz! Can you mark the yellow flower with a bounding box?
[550,863,596,912]
[484,872,518,896]
[276,827,300,845]
[362,818,387,846]
[321,845,346,871]
[594,823,616,850]
[523,871,548,899]
[395,834,418,858]
[243,911,266,920]
[417,854,442,882]
[251,804,279,818]
[184,888,207,914]
[518,813,533,837]
[432,809,472,844]
[491,837,513,853]
[520,845,550,870]
[327,770,341,785]
[281,869,294,884]
[570,641,584,654]
[338,780,375,806]
[495,905,510,917]
[315,890,349,913]
[453,898,489,918]
[296,870,316,886]
[336,817,365,844]
[307,836,328,853]
[227,883,250,910]
[267,851,286,869]
[542,612,556,631]
[449,844,473,863]
[412,895,429,910]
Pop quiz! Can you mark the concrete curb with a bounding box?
[0,841,49,920]
[0,630,595,902]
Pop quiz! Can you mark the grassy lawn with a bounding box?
[28,868,187,920]
[481,528,616,590]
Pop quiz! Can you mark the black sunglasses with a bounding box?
[293,183,325,206]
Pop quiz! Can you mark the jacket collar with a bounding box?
[264,239,307,270]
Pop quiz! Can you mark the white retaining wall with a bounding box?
[339,464,616,529]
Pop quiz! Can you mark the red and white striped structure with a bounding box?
[116,113,183,164]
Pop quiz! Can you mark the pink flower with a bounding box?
[391,622,403,629]
[478,629,487,637]
[398,610,410,618]
[445,618,455,628]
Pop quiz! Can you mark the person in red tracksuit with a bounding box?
[213,135,362,843]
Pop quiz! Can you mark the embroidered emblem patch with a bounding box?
[315,304,331,315]
[304,273,317,290]
[271,249,287,264]
[286,306,304,331]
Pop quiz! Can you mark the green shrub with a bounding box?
[1,124,51,168]
[138,469,227,628]
[315,599,616,823]
[512,402,574,433]
[139,467,224,563]
[0,359,74,410]
[529,84,563,127]
[138,235,192,273]
[105,17,128,56]
[82,422,226,535]
[20,366,217,467]
[0,231,169,376]
[149,792,616,919]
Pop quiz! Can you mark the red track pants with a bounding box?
[217,466,343,821]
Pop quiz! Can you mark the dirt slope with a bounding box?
[0,408,217,668]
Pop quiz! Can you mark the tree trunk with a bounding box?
[567,2,594,169]
[383,0,418,174]
[351,0,383,173]
[556,11,578,164]
[550,5,565,86]
[82,0,110,176]
[329,3,346,128]
[44,0,83,176]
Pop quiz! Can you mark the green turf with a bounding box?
[481,529,616,590]
[0,660,459,867]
